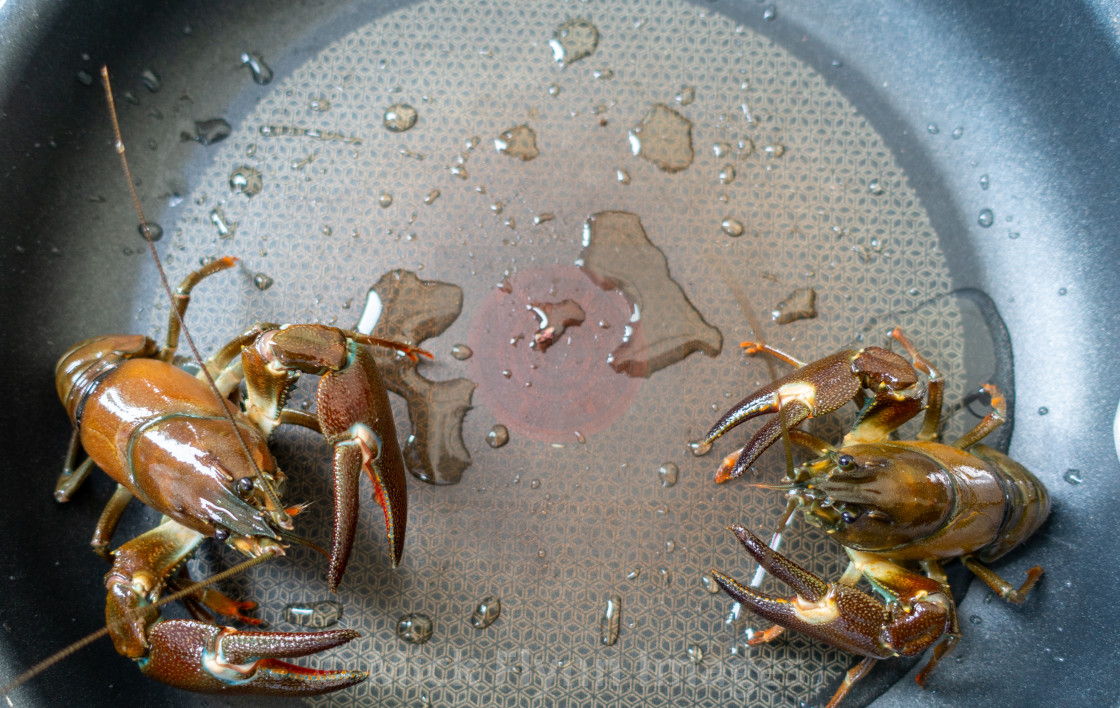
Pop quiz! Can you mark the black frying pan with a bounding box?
[2,1,1118,706]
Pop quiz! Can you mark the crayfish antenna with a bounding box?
[99,66,266,485]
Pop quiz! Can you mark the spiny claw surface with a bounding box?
[316,343,408,587]
[712,524,894,659]
[141,619,367,695]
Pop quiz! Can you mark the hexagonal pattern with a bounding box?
[146,0,983,706]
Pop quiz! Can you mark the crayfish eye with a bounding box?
[237,476,255,495]
[840,509,859,524]
[837,454,857,471]
[214,527,230,542]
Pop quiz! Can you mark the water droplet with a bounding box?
[451,344,473,360]
[952,126,964,139]
[1009,231,1020,240]
[969,615,982,625]
[1063,468,1083,485]
[762,143,786,158]
[675,85,696,106]
[550,18,599,66]
[628,104,694,172]
[720,218,744,237]
[592,67,614,80]
[701,573,722,594]
[665,539,676,553]
[283,600,343,628]
[658,462,679,487]
[137,223,164,242]
[979,174,990,190]
[240,52,273,85]
[977,208,995,228]
[718,164,736,184]
[494,124,539,161]
[229,165,263,197]
[686,644,704,664]
[762,5,776,20]
[712,142,732,158]
[689,440,712,457]
[616,168,631,185]
[868,180,885,195]
[927,123,940,134]
[396,613,434,644]
[1038,406,1049,416]
[487,424,510,448]
[533,213,556,225]
[209,207,237,239]
[470,596,501,629]
[529,479,541,489]
[182,119,232,146]
[1058,287,1068,296]
[547,83,561,97]
[140,68,162,93]
[253,273,274,291]
[626,568,641,580]
[378,192,393,208]
[599,596,622,646]
[383,103,418,132]
[424,189,441,205]
[490,201,504,215]
[309,96,331,112]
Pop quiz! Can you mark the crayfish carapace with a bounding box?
[701,328,1051,708]
[41,68,428,696]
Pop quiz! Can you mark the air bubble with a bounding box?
[383,103,418,132]
[487,424,510,448]
[229,165,263,197]
[140,68,162,93]
[658,462,679,487]
[470,596,501,629]
[720,218,744,237]
[550,18,600,66]
[253,273,274,291]
[283,600,343,628]
[396,613,434,644]
[599,596,622,646]
[1063,469,1083,485]
[240,52,273,85]
[137,223,164,242]
[977,209,995,228]
[379,192,393,208]
[451,344,473,360]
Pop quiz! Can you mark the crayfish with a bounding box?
[700,328,1051,708]
[36,68,428,696]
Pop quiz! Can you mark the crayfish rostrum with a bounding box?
[701,328,1050,708]
[42,67,428,697]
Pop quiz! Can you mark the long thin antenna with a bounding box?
[0,550,277,696]
[99,67,268,492]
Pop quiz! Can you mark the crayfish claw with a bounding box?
[141,619,367,695]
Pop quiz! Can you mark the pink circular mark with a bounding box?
[468,265,644,442]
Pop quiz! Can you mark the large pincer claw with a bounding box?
[700,345,917,482]
[140,619,367,695]
[316,340,408,588]
[711,525,895,658]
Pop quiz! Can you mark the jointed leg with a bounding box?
[890,328,944,442]
[91,484,134,561]
[952,384,1006,450]
[961,555,1044,604]
[740,340,806,368]
[55,429,96,502]
[160,257,239,361]
[826,657,878,708]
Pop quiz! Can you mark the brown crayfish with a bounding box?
[45,68,428,696]
[700,328,1051,708]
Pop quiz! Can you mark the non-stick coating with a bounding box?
[2,1,1118,706]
